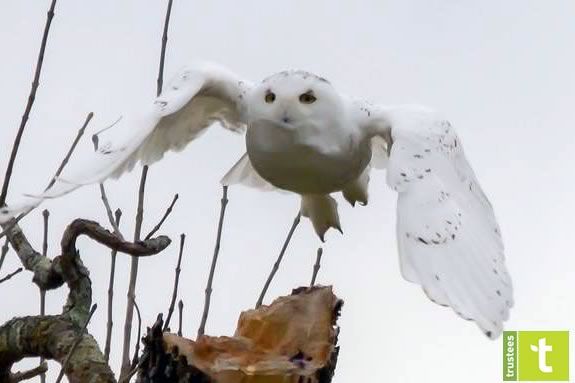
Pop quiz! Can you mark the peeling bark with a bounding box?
[3,221,62,290]
[0,218,171,382]
[0,315,115,383]
[136,286,343,383]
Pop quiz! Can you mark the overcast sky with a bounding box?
[1,1,574,382]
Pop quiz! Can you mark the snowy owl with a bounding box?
[0,63,513,338]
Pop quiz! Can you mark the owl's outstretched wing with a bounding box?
[0,63,252,223]
[357,103,513,339]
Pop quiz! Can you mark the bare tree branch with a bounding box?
[120,165,147,377]
[256,213,301,308]
[91,116,122,151]
[177,300,183,337]
[54,304,98,383]
[0,215,27,242]
[144,193,178,240]
[8,362,47,383]
[39,290,46,383]
[57,218,170,326]
[61,219,171,257]
[157,0,174,97]
[0,239,8,272]
[98,181,123,362]
[105,209,122,362]
[133,168,148,243]
[0,217,123,382]
[0,212,171,382]
[0,315,114,383]
[130,298,142,369]
[163,233,185,331]
[197,186,229,338]
[1,222,61,290]
[310,247,323,286]
[0,268,23,284]
[40,210,49,383]
[0,314,115,383]
[46,112,93,190]
[121,0,174,374]
[41,210,50,257]
[0,1,181,381]
[0,0,58,207]
[0,113,93,241]
[118,314,159,383]
[99,184,123,238]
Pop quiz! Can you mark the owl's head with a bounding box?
[247,70,344,128]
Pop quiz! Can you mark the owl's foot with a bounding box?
[342,165,370,207]
[300,194,342,242]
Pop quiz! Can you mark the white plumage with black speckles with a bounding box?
[0,62,512,338]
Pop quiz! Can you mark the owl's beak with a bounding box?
[281,112,291,124]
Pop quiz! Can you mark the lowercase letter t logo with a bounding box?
[514,331,569,381]
[530,338,553,373]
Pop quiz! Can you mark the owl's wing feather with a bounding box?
[0,63,252,223]
[369,135,389,169]
[358,104,512,339]
[221,153,277,191]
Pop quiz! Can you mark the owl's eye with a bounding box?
[264,91,276,104]
[299,91,317,104]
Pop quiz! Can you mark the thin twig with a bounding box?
[0,267,23,284]
[255,213,301,308]
[91,115,123,151]
[119,313,158,383]
[105,209,122,362]
[133,167,148,242]
[100,182,123,363]
[121,0,173,373]
[177,300,183,336]
[42,210,49,256]
[163,233,185,331]
[45,112,93,190]
[310,247,323,286]
[54,304,98,383]
[40,209,49,383]
[119,356,145,383]
[99,183,123,238]
[120,166,147,377]
[9,362,48,382]
[0,238,9,272]
[157,0,174,97]
[0,112,93,241]
[0,0,58,207]
[131,297,142,368]
[197,186,229,338]
[145,193,178,240]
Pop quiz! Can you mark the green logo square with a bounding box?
[503,331,569,381]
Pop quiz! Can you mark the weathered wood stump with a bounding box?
[136,286,342,383]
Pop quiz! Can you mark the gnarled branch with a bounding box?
[0,216,171,383]
[61,219,171,257]
[0,315,115,383]
[2,221,62,290]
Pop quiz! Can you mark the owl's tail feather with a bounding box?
[300,194,342,242]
